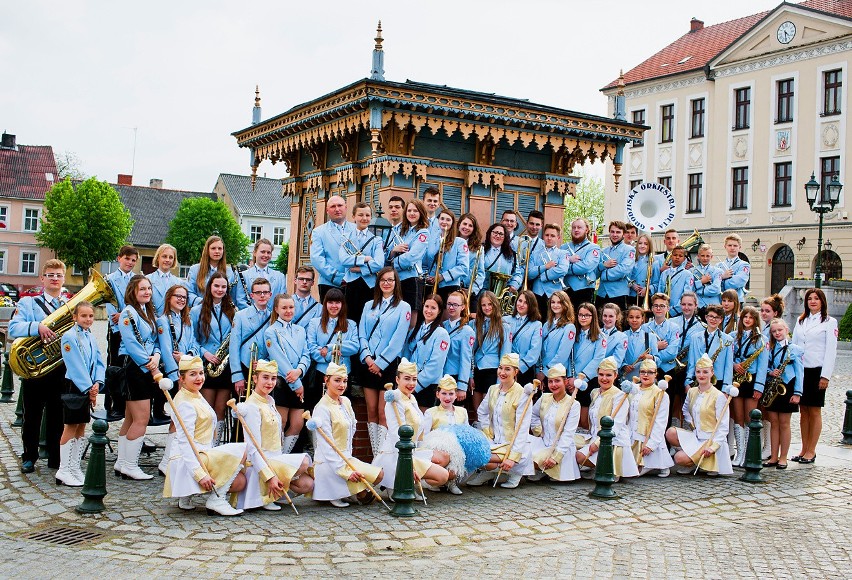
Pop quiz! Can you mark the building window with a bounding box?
[178,265,190,279]
[687,173,703,214]
[629,179,642,191]
[21,251,37,275]
[824,69,842,115]
[249,225,262,243]
[731,167,748,210]
[690,98,705,138]
[273,227,286,246]
[660,105,674,143]
[820,156,841,204]
[658,176,672,190]
[777,79,794,123]
[23,208,40,232]
[72,265,86,276]
[632,109,645,125]
[774,162,792,207]
[734,87,751,129]
[0,250,5,273]
[0,206,7,229]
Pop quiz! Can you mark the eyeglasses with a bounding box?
[296,277,314,283]
[491,231,505,237]
[173,295,188,301]
[577,313,592,318]
[379,278,395,284]
[44,273,64,279]
[446,303,462,309]
[652,304,667,309]
[252,291,271,296]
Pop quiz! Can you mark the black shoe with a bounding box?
[106,411,125,422]
[149,415,171,427]
[21,460,35,473]
[762,461,779,468]
[790,455,802,462]
[799,456,816,464]
[141,441,157,454]
[777,463,788,469]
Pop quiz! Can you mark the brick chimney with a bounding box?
[149,178,163,189]
[117,174,133,185]
[690,18,704,32]
[0,132,16,150]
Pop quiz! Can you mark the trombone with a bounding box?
[518,235,533,292]
[467,246,483,302]
[431,227,448,296]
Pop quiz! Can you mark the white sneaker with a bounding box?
[262,502,282,511]
[580,469,595,480]
[465,469,494,487]
[329,499,349,508]
[676,466,692,475]
[421,482,440,492]
[178,496,194,510]
[500,473,523,489]
[639,466,652,476]
[205,494,243,516]
[446,481,463,495]
[526,471,546,482]
[656,468,671,478]
[705,471,718,477]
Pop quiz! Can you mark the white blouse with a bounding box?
[791,312,838,379]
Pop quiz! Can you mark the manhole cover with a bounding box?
[20,526,105,546]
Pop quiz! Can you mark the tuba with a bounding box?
[488,272,516,315]
[664,229,705,266]
[9,269,118,379]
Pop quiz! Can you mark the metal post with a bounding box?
[390,424,418,517]
[0,352,14,403]
[77,419,109,513]
[741,409,765,483]
[841,390,852,446]
[815,209,824,289]
[589,416,619,499]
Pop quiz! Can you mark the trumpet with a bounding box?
[564,244,595,286]
[341,233,363,257]
[330,331,343,365]
[431,227,448,295]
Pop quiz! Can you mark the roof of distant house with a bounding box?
[217,173,291,219]
[602,0,852,90]
[110,183,216,248]
[0,144,58,200]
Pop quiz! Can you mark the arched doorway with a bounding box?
[771,245,794,294]
[816,250,842,281]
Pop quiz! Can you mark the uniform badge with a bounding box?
[469,336,475,346]
[623,339,628,349]
[266,339,272,347]
[440,340,448,351]
[568,331,575,340]
[462,244,468,253]
[418,233,427,243]
[64,344,71,352]
[405,311,411,321]
[158,327,164,334]
[123,319,129,326]
[602,338,608,349]
[629,251,635,259]
[593,250,599,257]
[835,328,839,337]
[539,328,543,336]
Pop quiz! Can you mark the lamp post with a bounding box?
[368,202,392,240]
[804,173,842,288]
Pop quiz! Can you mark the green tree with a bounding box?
[562,169,605,242]
[273,242,289,274]
[36,177,133,284]
[839,302,852,341]
[166,197,251,266]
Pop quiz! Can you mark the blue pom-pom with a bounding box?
[441,424,491,474]
[383,390,395,402]
[306,419,317,431]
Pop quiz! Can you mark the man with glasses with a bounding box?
[229,278,272,398]
[9,259,70,473]
[309,195,355,302]
[292,266,321,332]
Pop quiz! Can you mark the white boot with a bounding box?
[465,469,495,487]
[375,425,388,454]
[761,420,772,460]
[178,496,195,510]
[500,472,523,489]
[121,437,154,480]
[205,469,243,516]
[214,420,225,447]
[366,423,377,456]
[114,435,126,477]
[71,437,86,483]
[55,441,83,487]
[158,433,175,476]
[727,418,736,458]
[446,480,463,495]
[282,435,298,454]
[732,425,746,467]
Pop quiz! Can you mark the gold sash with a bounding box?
[430,406,468,430]
[635,385,661,436]
[686,386,722,433]
[174,388,214,446]
[483,382,524,462]
[398,394,423,441]
[318,395,382,494]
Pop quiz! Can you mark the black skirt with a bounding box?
[202,370,232,391]
[62,380,91,425]
[577,377,595,407]
[736,377,755,399]
[473,368,497,394]
[401,276,424,313]
[766,378,799,414]
[517,368,536,388]
[414,385,437,408]
[121,356,157,401]
[358,357,400,390]
[800,367,827,408]
[273,378,304,409]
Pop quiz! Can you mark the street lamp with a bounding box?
[368,202,392,240]
[804,172,842,288]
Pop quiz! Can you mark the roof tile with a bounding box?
[0,144,58,199]
[217,173,291,219]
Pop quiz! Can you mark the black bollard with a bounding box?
[741,409,765,483]
[77,419,109,514]
[11,383,23,427]
[841,390,852,446]
[390,424,418,517]
[589,416,619,499]
[0,352,14,403]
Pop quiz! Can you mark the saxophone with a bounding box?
[708,338,732,384]
[760,350,791,407]
[205,332,231,377]
[733,341,765,385]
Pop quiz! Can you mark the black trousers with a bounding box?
[567,288,594,311]
[105,330,125,414]
[534,293,549,321]
[318,284,342,304]
[595,294,628,313]
[344,278,373,325]
[21,366,66,466]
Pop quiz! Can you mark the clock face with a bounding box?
[777,21,796,44]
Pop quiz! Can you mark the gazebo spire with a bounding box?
[370,21,385,81]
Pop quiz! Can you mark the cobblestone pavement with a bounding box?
[0,323,849,578]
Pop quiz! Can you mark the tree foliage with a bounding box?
[36,177,133,284]
[273,242,290,274]
[562,169,605,242]
[839,302,852,341]
[166,197,251,266]
[54,150,87,180]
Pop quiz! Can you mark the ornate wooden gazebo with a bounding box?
[232,23,645,282]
